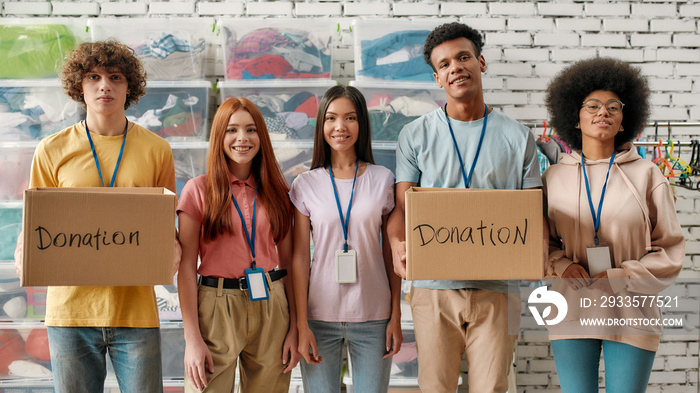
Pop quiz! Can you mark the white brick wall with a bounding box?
[486,32,531,46]
[392,2,438,17]
[197,1,243,16]
[537,3,582,17]
[630,34,672,48]
[101,2,148,16]
[534,33,579,47]
[602,18,649,32]
[148,1,195,15]
[581,33,628,48]
[343,2,390,16]
[508,18,554,31]
[632,4,678,18]
[51,1,99,16]
[246,1,292,16]
[1,1,698,392]
[554,17,601,31]
[295,2,341,17]
[489,2,535,16]
[3,1,52,15]
[440,2,487,17]
[585,3,631,16]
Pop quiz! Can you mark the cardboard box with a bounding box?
[405,187,543,280]
[21,187,176,286]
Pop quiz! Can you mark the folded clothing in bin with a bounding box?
[359,30,433,82]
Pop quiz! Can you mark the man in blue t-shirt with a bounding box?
[387,22,542,393]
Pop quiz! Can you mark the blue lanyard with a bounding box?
[85,119,128,188]
[581,151,616,246]
[232,187,257,269]
[329,161,359,252]
[444,104,488,188]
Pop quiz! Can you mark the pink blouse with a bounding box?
[177,173,281,278]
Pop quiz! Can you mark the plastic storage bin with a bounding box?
[350,81,444,142]
[272,141,313,186]
[88,18,215,81]
[126,81,212,141]
[0,18,88,79]
[0,327,52,382]
[0,206,22,263]
[0,264,30,321]
[0,80,85,141]
[0,142,35,202]
[218,18,334,81]
[352,19,445,83]
[170,143,208,197]
[219,80,336,140]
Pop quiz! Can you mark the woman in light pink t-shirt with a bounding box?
[290,85,402,393]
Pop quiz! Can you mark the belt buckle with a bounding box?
[239,277,246,291]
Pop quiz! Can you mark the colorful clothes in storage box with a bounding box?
[0,86,82,140]
[359,30,433,82]
[244,91,319,139]
[365,91,441,141]
[133,33,207,80]
[0,24,76,78]
[225,27,331,79]
[127,93,204,139]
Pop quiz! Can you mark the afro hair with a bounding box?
[545,57,650,151]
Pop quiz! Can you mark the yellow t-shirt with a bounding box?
[30,121,177,327]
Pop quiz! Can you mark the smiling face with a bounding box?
[579,90,624,150]
[431,37,486,105]
[323,97,359,156]
[223,108,261,178]
[81,66,129,116]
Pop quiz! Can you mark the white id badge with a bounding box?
[335,249,357,283]
[244,267,269,301]
[586,244,613,277]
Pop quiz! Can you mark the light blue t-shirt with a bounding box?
[396,107,542,292]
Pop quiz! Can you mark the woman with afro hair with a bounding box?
[542,57,685,392]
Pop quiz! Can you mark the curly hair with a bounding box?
[423,22,484,72]
[60,40,147,110]
[545,57,650,151]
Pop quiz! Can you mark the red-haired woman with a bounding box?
[177,97,300,392]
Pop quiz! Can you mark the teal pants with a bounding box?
[551,339,655,393]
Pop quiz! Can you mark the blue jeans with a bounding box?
[300,320,392,393]
[47,327,163,393]
[551,339,655,393]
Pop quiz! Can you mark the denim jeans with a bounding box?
[300,319,391,393]
[551,339,655,393]
[47,326,163,393]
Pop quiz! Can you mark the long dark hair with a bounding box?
[311,85,375,170]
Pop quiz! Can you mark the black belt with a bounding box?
[199,269,287,290]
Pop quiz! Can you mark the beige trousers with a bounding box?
[185,279,291,393]
[410,287,520,393]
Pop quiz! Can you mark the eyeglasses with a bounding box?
[581,99,625,115]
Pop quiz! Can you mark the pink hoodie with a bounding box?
[543,143,685,351]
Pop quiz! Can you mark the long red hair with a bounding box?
[202,97,291,243]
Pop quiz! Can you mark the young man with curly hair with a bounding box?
[387,22,542,392]
[16,40,177,393]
